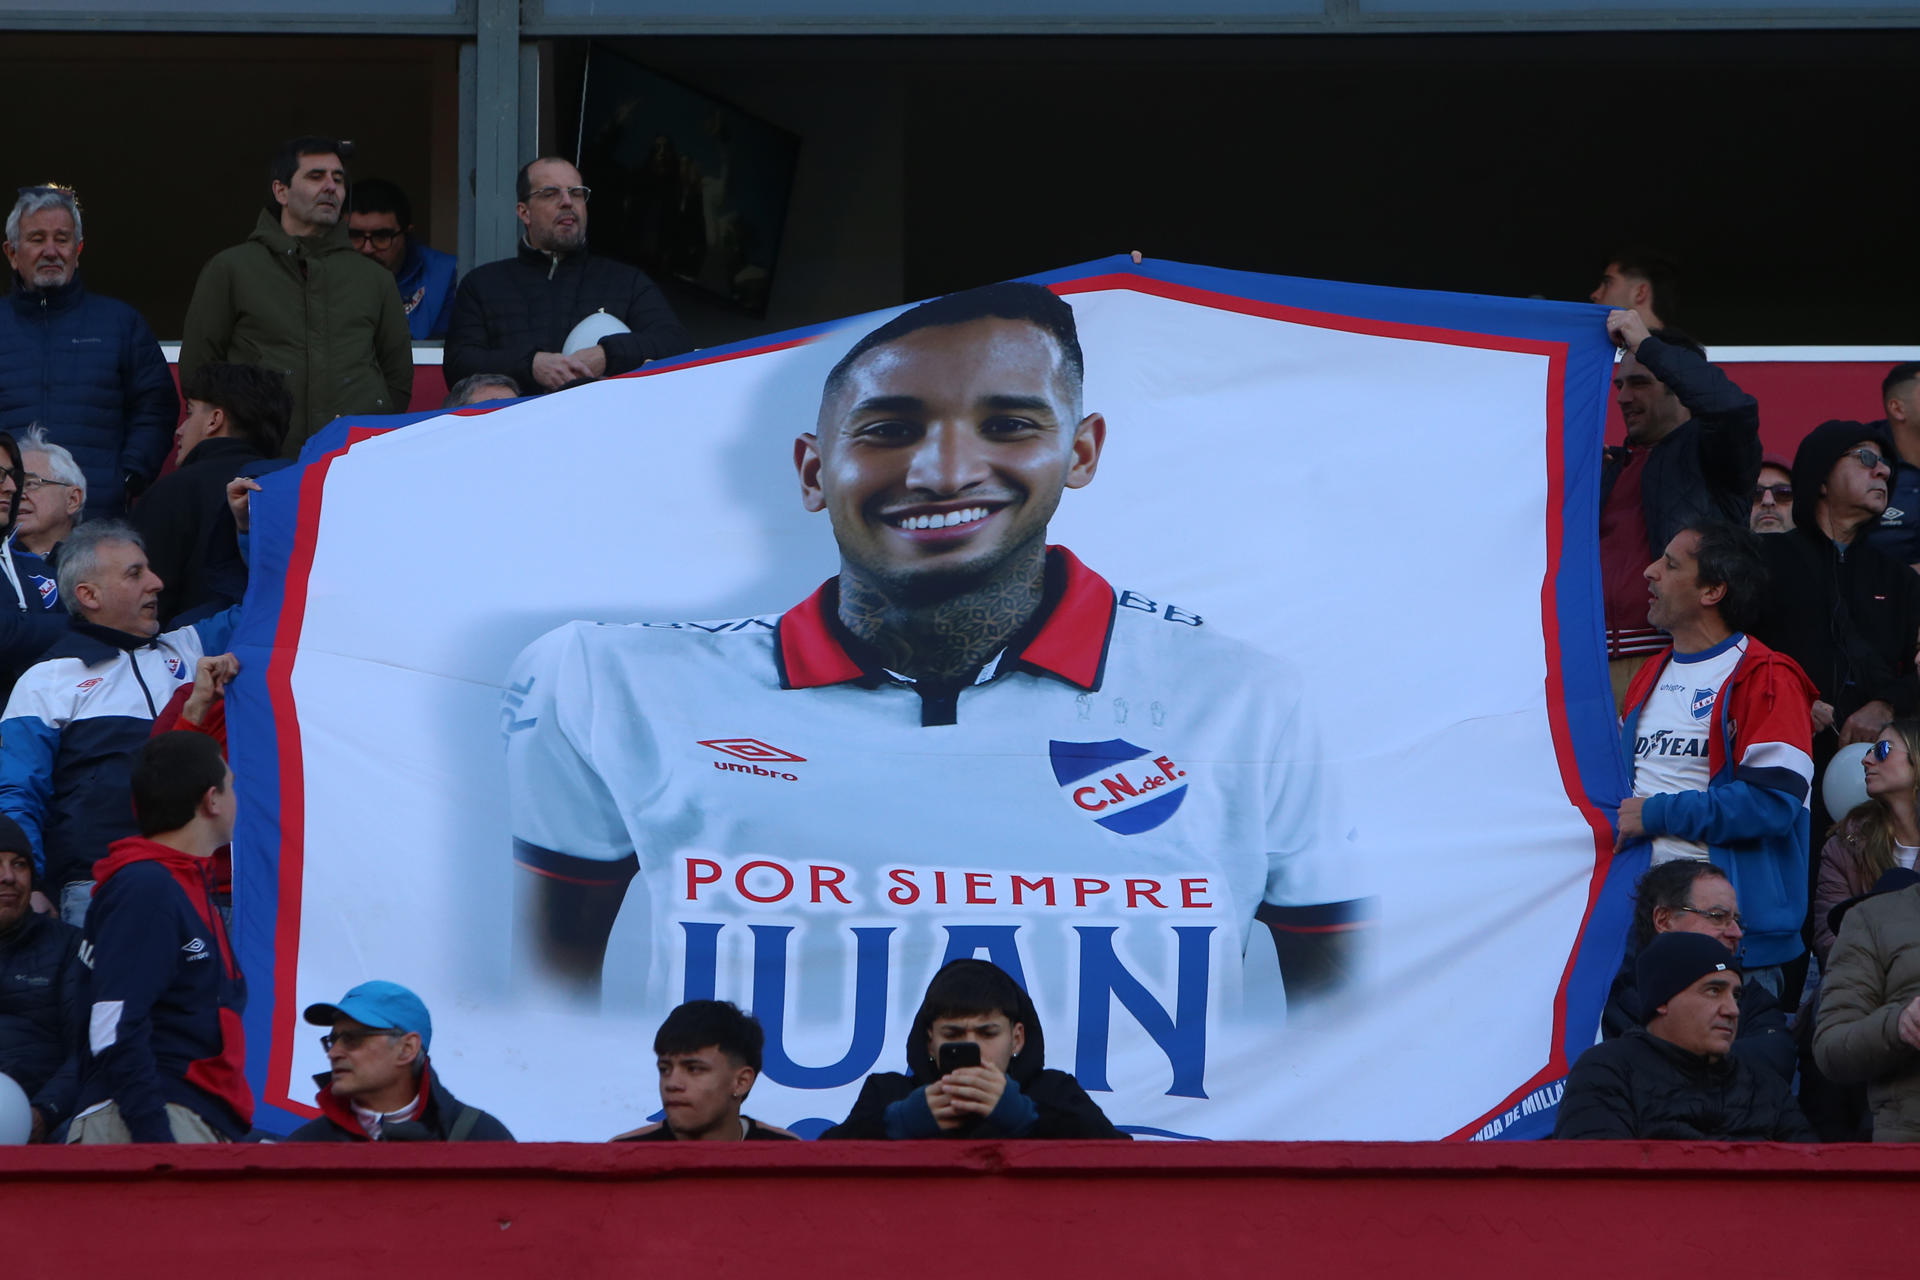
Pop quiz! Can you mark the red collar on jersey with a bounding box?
[775,545,1116,692]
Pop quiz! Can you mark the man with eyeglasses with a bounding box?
[286,980,513,1142]
[0,185,177,520]
[1598,309,1761,715]
[1866,362,1920,571]
[1749,455,1794,535]
[1600,860,1794,1083]
[1753,422,1920,846]
[181,136,413,458]
[348,179,457,342]
[1618,520,1816,998]
[445,156,691,396]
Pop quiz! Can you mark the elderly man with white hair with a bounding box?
[12,427,84,565]
[0,186,176,519]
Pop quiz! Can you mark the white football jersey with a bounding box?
[505,548,1364,1116]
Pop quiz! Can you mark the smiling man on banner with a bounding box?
[502,282,1373,1118]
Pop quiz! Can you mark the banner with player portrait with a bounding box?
[226,255,1629,1141]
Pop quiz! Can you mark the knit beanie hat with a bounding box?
[1792,419,1890,533]
[1636,931,1740,1014]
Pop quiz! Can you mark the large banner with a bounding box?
[227,256,1630,1141]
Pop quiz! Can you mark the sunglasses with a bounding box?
[1874,739,1903,762]
[1752,482,1792,501]
[1844,448,1889,472]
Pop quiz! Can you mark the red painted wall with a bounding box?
[6,1141,1918,1277]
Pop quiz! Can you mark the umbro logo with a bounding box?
[182,937,209,961]
[76,677,101,691]
[699,738,806,764]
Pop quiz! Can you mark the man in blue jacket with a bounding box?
[0,186,177,519]
[67,731,250,1142]
[0,521,237,925]
[1617,521,1818,997]
[348,179,457,341]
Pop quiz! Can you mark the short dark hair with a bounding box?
[267,136,352,211]
[179,362,292,456]
[653,1000,764,1072]
[920,959,1026,1027]
[131,732,229,837]
[1630,859,1731,953]
[515,156,575,205]
[1884,362,1920,405]
[1678,520,1768,634]
[1607,246,1680,322]
[348,177,411,229]
[822,281,1084,411]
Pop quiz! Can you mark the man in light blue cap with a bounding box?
[284,980,512,1142]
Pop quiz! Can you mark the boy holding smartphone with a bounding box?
[822,959,1127,1140]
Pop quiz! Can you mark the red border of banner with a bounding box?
[262,277,1612,1135]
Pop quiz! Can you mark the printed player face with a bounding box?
[797,317,1104,602]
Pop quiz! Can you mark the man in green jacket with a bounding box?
[180,136,412,458]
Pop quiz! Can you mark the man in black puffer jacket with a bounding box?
[0,814,84,1141]
[445,157,692,396]
[1556,932,1813,1141]
[822,959,1128,1140]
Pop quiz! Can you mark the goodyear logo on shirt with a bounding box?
[1050,738,1188,835]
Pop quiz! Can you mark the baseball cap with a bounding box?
[1636,931,1740,1014]
[303,980,432,1052]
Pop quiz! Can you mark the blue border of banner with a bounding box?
[231,253,1627,1137]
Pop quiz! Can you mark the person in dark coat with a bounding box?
[822,959,1128,1140]
[1600,861,1795,1083]
[0,813,84,1141]
[1752,420,1920,838]
[287,980,512,1143]
[444,156,692,395]
[610,999,797,1142]
[0,429,73,718]
[1757,419,1920,738]
[1597,309,1761,710]
[0,186,178,519]
[1555,932,1814,1141]
[130,362,291,626]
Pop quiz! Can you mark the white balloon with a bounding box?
[0,1072,31,1145]
[1824,741,1874,821]
[562,310,632,356]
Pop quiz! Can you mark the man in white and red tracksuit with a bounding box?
[1618,520,1818,1001]
[66,731,249,1142]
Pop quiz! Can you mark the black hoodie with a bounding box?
[820,960,1128,1140]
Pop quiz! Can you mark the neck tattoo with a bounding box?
[837,541,1048,684]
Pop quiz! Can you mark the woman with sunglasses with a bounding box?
[1812,720,1920,969]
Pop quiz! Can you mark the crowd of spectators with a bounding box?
[1,151,1918,1146]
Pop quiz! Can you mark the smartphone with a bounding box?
[937,1041,981,1075]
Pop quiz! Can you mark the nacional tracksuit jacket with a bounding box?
[0,612,234,889]
[1619,635,1819,968]
[71,837,250,1141]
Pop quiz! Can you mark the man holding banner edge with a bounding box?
[504,282,1374,1120]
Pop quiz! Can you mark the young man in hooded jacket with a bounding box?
[66,732,250,1142]
[822,959,1127,1140]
